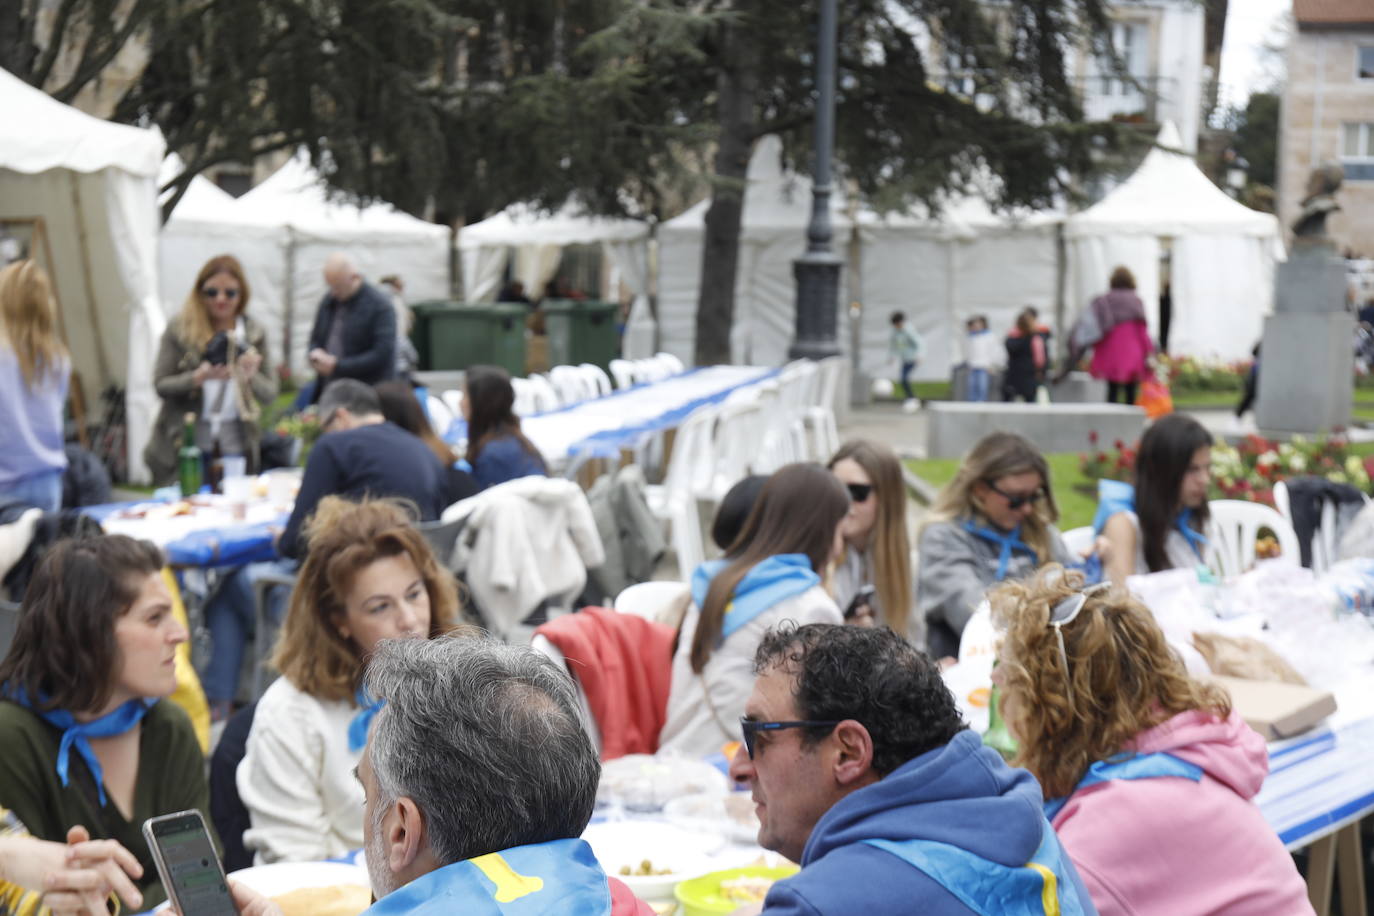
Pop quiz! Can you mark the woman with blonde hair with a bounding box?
[237,496,465,863]
[0,260,70,512]
[916,431,1076,660]
[145,255,277,484]
[989,568,1311,915]
[827,440,917,642]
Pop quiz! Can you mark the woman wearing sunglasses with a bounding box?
[1096,413,1213,585]
[145,254,277,485]
[827,440,916,642]
[658,463,850,758]
[988,569,1310,916]
[917,431,1077,661]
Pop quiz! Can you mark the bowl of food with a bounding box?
[674,865,799,916]
[581,821,723,902]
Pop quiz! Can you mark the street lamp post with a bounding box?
[789,0,842,361]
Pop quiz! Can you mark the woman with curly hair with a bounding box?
[237,497,468,864]
[989,568,1310,915]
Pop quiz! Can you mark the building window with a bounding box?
[1343,123,1374,181]
[1359,46,1374,80]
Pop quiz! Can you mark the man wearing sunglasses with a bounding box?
[728,624,1095,916]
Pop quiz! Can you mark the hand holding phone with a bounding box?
[143,810,237,916]
[844,585,877,622]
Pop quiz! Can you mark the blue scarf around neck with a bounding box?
[1092,479,1207,560]
[961,519,1036,581]
[690,554,820,639]
[4,685,155,807]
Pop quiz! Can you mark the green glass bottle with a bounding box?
[983,677,1019,761]
[177,412,203,497]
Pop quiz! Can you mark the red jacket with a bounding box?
[609,876,657,915]
[536,606,675,760]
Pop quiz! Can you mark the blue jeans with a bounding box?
[200,559,297,703]
[899,361,916,400]
[967,368,990,402]
[1,469,63,513]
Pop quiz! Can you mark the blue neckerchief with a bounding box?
[1043,751,1203,821]
[960,520,1035,581]
[1092,479,1207,560]
[3,685,155,807]
[690,554,820,639]
[349,687,386,753]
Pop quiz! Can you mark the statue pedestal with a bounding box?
[1255,243,1353,434]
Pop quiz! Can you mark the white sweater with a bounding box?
[237,677,364,864]
[657,585,843,759]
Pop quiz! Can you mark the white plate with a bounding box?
[153,861,370,911]
[582,820,725,902]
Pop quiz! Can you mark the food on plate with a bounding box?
[720,874,775,904]
[170,500,195,516]
[619,859,674,877]
[270,883,372,916]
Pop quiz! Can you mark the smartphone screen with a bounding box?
[143,811,238,916]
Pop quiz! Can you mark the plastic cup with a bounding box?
[221,456,248,479]
[266,469,301,505]
[223,475,253,520]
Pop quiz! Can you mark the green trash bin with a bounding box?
[542,299,620,372]
[410,301,527,376]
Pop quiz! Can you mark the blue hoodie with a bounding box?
[763,730,1098,915]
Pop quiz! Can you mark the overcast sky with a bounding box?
[1217,0,1291,111]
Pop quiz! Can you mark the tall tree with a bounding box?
[1233,91,1278,190]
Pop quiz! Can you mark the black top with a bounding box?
[307,281,397,387]
[280,422,447,558]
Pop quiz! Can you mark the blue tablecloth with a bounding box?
[1257,714,1374,849]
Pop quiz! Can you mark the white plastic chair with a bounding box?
[1060,526,1097,557]
[426,395,454,434]
[579,363,614,398]
[702,399,766,502]
[526,374,561,414]
[608,358,637,390]
[613,581,689,621]
[803,356,844,462]
[646,405,716,577]
[1273,480,1340,573]
[654,351,686,375]
[440,389,465,421]
[1205,499,1302,578]
[548,365,589,404]
[509,378,537,418]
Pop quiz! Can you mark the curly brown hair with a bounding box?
[272,496,468,702]
[989,566,1231,800]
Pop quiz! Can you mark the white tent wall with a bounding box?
[1170,235,1273,362]
[854,229,952,381]
[655,219,704,365]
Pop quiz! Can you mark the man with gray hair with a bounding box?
[357,636,654,915]
[307,252,397,392]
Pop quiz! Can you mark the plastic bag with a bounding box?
[1138,376,1173,418]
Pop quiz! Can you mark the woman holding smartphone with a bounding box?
[237,497,466,863]
[0,536,207,911]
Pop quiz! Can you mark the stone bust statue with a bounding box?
[1292,161,1344,239]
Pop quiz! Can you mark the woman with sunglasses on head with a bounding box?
[917,431,1077,661]
[988,568,1311,916]
[237,497,467,864]
[658,464,851,759]
[145,255,277,485]
[1097,413,1213,585]
[827,440,917,642]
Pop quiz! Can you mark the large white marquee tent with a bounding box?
[164,153,453,377]
[0,67,165,483]
[1065,123,1284,363]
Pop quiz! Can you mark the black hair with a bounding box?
[711,475,769,551]
[890,311,906,326]
[1134,413,1213,572]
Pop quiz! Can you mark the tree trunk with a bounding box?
[694,21,757,367]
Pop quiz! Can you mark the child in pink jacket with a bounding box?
[990,569,1313,916]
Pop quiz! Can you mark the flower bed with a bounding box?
[1079,430,1374,507]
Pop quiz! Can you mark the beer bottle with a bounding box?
[178,413,203,496]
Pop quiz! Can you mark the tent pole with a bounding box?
[68,173,112,384]
[284,227,296,380]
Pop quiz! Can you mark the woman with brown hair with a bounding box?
[460,365,547,490]
[0,535,203,911]
[1082,265,1153,405]
[658,463,850,758]
[237,497,465,864]
[374,380,478,508]
[145,255,278,484]
[989,568,1310,915]
[917,431,1078,660]
[0,259,70,512]
[827,440,916,642]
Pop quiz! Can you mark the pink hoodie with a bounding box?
[1051,710,1313,916]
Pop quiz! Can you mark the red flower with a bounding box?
[1097,452,1108,464]
[1088,430,1099,445]
[1113,439,1125,452]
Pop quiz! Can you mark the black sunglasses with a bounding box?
[739,717,841,759]
[846,483,873,503]
[201,286,240,300]
[984,480,1044,510]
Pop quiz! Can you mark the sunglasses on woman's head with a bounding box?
[846,483,873,503]
[201,286,240,300]
[984,480,1043,510]
[1048,581,1111,715]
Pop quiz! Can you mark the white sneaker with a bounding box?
[903,398,921,413]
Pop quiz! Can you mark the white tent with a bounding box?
[457,201,654,357]
[0,67,165,483]
[657,135,1061,378]
[226,153,453,375]
[1065,122,1284,362]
